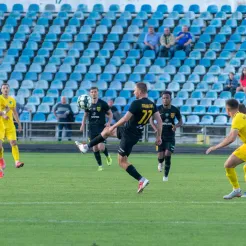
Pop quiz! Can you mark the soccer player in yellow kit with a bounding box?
[0,84,24,175]
[0,109,6,178]
[206,99,246,199]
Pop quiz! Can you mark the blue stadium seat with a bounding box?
[125,4,135,13]
[140,4,152,13]
[21,80,33,89]
[200,115,214,125]
[46,113,57,123]
[214,115,227,125]
[207,106,220,115]
[219,91,231,100]
[180,105,192,115]
[105,89,117,98]
[77,4,88,12]
[75,113,84,123]
[10,72,23,81]
[32,88,45,97]
[234,92,245,102]
[193,65,206,75]
[33,113,46,122]
[27,96,40,105]
[177,91,189,100]
[185,98,198,107]
[200,98,212,107]
[214,98,226,108]
[185,115,200,125]
[170,98,182,107]
[36,80,48,89]
[37,104,50,114]
[194,42,206,52]
[232,11,243,20]
[173,73,185,83]
[167,82,180,92]
[7,79,19,89]
[237,5,246,14]
[193,106,206,115]
[205,91,218,100]
[61,89,73,99]
[196,82,209,92]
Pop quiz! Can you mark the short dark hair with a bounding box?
[226,99,239,109]
[90,87,98,91]
[239,103,246,113]
[136,82,147,94]
[162,91,172,97]
[1,83,9,88]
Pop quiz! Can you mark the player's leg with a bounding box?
[163,140,175,181]
[98,142,112,166]
[6,127,24,168]
[223,154,244,199]
[243,164,246,182]
[157,151,164,172]
[92,145,103,171]
[75,127,117,153]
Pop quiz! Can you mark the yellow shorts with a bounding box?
[4,125,17,141]
[233,144,246,162]
[0,129,4,142]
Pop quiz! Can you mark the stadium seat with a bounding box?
[33,113,46,122]
[214,115,227,125]
[185,115,200,125]
[47,113,57,123]
[234,92,245,102]
[177,91,189,100]
[180,105,192,115]
[200,115,214,125]
[171,98,183,107]
[193,106,206,115]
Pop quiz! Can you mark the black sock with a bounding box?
[94,151,102,166]
[158,158,164,163]
[126,165,142,181]
[88,134,105,148]
[164,156,171,177]
[103,147,109,157]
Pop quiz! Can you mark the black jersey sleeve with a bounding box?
[153,103,158,114]
[102,100,110,112]
[128,100,138,115]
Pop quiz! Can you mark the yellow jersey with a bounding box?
[231,112,246,143]
[0,95,16,127]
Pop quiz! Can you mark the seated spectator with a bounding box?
[236,68,246,93]
[135,27,159,54]
[223,72,238,95]
[175,25,192,57]
[159,27,175,58]
[108,99,121,122]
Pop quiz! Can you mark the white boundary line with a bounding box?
[0,201,245,205]
[0,218,246,225]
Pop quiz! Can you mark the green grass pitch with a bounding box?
[1,152,246,246]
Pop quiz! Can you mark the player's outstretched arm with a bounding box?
[80,112,88,132]
[206,129,238,154]
[153,111,163,145]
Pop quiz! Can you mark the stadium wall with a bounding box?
[1,0,237,12]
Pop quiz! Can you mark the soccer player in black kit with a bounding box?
[150,91,182,181]
[76,83,163,193]
[79,87,113,171]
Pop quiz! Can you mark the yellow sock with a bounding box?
[12,145,19,162]
[243,165,246,182]
[225,168,240,189]
[0,147,4,158]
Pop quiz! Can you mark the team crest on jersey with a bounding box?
[96,106,101,112]
[170,113,175,118]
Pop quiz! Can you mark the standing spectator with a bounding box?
[223,72,238,95]
[143,27,160,54]
[175,25,192,57]
[53,96,73,141]
[236,68,246,93]
[108,99,121,122]
[159,27,176,58]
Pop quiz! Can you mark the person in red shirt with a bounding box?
[237,68,246,93]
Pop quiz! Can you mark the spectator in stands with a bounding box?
[108,99,121,122]
[159,27,175,58]
[237,68,246,93]
[53,96,73,141]
[223,72,238,95]
[175,25,192,57]
[141,26,160,54]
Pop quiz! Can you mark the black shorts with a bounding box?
[117,127,140,157]
[88,125,106,144]
[157,139,175,153]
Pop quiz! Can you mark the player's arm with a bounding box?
[109,111,133,131]
[105,109,113,127]
[80,112,88,132]
[206,129,238,154]
[153,111,163,145]
[149,117,158,133]
[173,112,183,131]
[12,108,22,132]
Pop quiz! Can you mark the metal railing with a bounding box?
[16,122,242,147]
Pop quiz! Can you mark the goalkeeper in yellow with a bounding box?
[0,84,24,177]
[206,99,246,199]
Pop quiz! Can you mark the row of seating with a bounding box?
[0,3,245,14]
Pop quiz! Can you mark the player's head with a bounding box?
[1,83,9,96]
[226,99,239,117]
[162,91,172,107]
[108,99,113,107]
[134,82,147,99]
[90,87,98,99]
[239,103,246,114]
[61,96,67,104]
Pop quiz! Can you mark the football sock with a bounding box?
[88,134,105,148]
[94,151,102,166]
[164,156,171,177]
[12,145,19,162]
[0,147,4,158]
[126,165,142,181]
[225,168,240,190]
[243,165,246,181]
[158,158,164,164]
[103,147,109,157]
